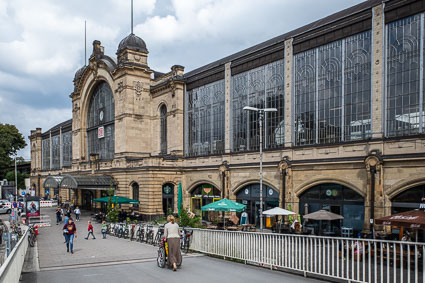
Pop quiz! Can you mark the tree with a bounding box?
[106,186,118,223]
[5,170,28,189]
[0,124,26,171]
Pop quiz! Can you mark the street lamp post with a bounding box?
[243,106,277,231]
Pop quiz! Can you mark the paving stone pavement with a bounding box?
[37,208,159,268]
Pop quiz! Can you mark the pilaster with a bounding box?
[225,62,232,153]
[371,4,385,138]
[284,38,293,147]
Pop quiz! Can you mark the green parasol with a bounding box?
[177,182,182,215]
[93,196,139,204]
[201,198,246,212]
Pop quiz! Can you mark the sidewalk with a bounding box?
[37,208,158,269]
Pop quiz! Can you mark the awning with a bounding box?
[43,176,64,189]
[60,175,116,190]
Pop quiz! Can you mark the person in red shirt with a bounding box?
[85,220,96,240]
[63,218,77,254]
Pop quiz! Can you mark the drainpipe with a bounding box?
[221,171,225,199]
[370,165,376,233]
[281,170,286,208]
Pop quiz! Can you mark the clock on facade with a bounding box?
[99,110,104,122]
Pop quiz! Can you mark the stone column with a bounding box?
[371,4,385,138]
[224,62,232,153]
[284,38,293,147]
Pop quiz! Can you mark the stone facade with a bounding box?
[29,0,425,231]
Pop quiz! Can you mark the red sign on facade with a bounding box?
[98,126,104,138]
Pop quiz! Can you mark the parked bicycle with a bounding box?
[180,227,193,253]
[28,225,37,247]
[136,224,145,242]
[145,225,154,244]
[154,225,164,246]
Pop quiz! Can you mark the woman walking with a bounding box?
[164,215,182,271]
[63,218,77,254]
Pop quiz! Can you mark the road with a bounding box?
[22,255,325,283]
[21,208,325,283]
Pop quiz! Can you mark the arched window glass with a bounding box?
[87,82,114,160]
[160,105,167,154]
[132,183,139,208]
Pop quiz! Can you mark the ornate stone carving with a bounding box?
[134,81,143,96]
[278,156,291,173]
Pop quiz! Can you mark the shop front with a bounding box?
[236,183,279,227]
[299,183,364,236]
[190,184,221,220]
[162,183,174,215]
[391,184,425,241]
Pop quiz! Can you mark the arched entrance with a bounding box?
[236,183,279,227]
[132,183,139,208]
[190,184,221,220]
[162,183,174,215]
[299,183,364,235]
[392,185,425,241]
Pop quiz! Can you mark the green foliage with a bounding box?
[5,170,28,189]
[153,216,167,225]
[106,186,118,223]
[178,205,201,228]
[0,124,26,173]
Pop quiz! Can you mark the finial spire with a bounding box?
[131,0,133,34]
[84,20,87,66]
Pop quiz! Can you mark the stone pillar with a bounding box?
[365,153,383,233]
[278,157,291,209]
[224,62,232,153]
[219,161,230,198]
[284,38,293,147]
[371,4,385,138]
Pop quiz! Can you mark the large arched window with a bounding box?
[299,183,364,235]
[132,182,139,208]
[160,105,167,154]
[87,82,114,160]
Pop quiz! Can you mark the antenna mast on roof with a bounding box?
[84,20,87,66]
[131,0,133,34]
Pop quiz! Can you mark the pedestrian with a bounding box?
[164,215,182,271]
[85,221,96,240]
[63,218,77,254]
[101,221,107,239]
[74,206,81,221]
[56,207,62,225]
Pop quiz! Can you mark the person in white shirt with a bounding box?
[74,207,81,221]
[164,215,182,271]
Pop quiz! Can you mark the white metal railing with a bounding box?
[0,228,29,283]
[191,229,425,283]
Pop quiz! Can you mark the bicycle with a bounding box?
[130,224,136,241]
[145,225,154,244]
[136,224,145,242]
[180,227,193,253]
[153,225,164,246]
[157,237,182,268]
[28,225,37,247]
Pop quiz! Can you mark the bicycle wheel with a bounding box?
[157,247,166,268]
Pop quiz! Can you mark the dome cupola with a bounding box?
[117,33,148,54]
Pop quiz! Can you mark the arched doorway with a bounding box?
[236,183,279,227]
[190,184,221,220]
[162,183,174,215]
[392,185,425,241]
[132,183,139,208]
[299,183,364,235]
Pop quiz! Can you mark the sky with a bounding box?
[0,0,365,160]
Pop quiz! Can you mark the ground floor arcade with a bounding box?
[32,154,425,235]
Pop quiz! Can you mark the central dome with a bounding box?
[117,33,148,54]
